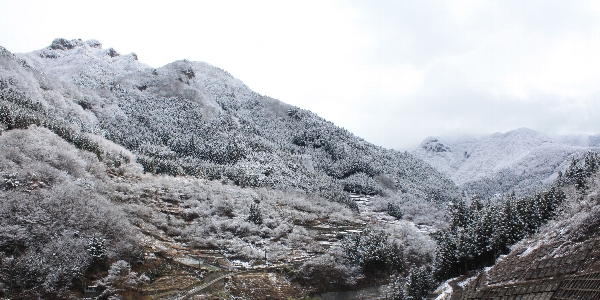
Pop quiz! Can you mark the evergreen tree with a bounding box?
[86,237,108,271]
[583,151,600,178]
[570,158,586,190]
[341,228,405,275]
[404,266,434,300]
[477,205,496,266]
[247,203,263,225]
[450,199,472,230]
[388,202,403,220]
[489,194,524,255]
[433,229,459,280]
[468,196,493,268]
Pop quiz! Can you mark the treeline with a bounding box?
[434,151,600,281]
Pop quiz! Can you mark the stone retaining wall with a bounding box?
[462,236,600,300]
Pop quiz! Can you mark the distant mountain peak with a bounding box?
[49,38,102,50]
[420,137,452,153]
[492,127,552,142]
[413,128,599,198]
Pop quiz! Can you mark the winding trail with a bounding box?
[448,279,463,300]
[448,278,464,300]
[177,271,237,299]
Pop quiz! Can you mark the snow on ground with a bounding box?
[457,274,477,289]
[433,279,452,300]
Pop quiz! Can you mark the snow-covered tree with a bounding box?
[96,260,149,297]
[342,228,405,275]
[404,266,435,300]
[247,203,263,225]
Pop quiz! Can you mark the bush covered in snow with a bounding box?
[0,127,142,298]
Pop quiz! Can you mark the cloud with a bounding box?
[331,0,600,149]
[1,0,599,150]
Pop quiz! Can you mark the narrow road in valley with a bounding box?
[177,271,236,299]
[448,277,464,300]
[159,270,254,300]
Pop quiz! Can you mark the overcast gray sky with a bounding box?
[1,0,599,150]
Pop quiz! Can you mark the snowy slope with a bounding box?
[1,39,452,298]
[412,128,599,198]
[460,173,600,298]
[1,38,458,203]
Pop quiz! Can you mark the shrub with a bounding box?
[247,203,263,225]
[341,228,405,275]
[388,202,403,220]
[297,253,358,292]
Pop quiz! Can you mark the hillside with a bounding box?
[4,38,600,300]
[1,38,457,204]
[412,128,599,199]
[456,172,600,299]
[0,39,455,298]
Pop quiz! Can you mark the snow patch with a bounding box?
[433,280,452,300]
[457,274,476,289]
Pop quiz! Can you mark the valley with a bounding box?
[1,39,600,300]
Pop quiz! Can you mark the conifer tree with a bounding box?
[388,202,403,219]
[247,203,263,225]
[564,157,587,190]
[404,266,434,300]
[341,228,405,275]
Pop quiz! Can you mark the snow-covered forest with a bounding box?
[1,38,457,205]
[0,39,455,299]
[413,129,600,199]
[1,39,600,299]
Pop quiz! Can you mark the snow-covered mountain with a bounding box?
[0,38,455,298]
[1,38,458,204]
[3,38,600,299]
[412,128,599,198]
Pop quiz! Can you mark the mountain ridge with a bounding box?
[2,37,459,205]
[0,38,454,298]
[412,127,599,199]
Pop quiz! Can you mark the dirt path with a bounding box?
[448,277,464,300]
[176,272,233,299]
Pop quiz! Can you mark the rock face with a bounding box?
[413,128,600,199]
[421,138,452,153]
